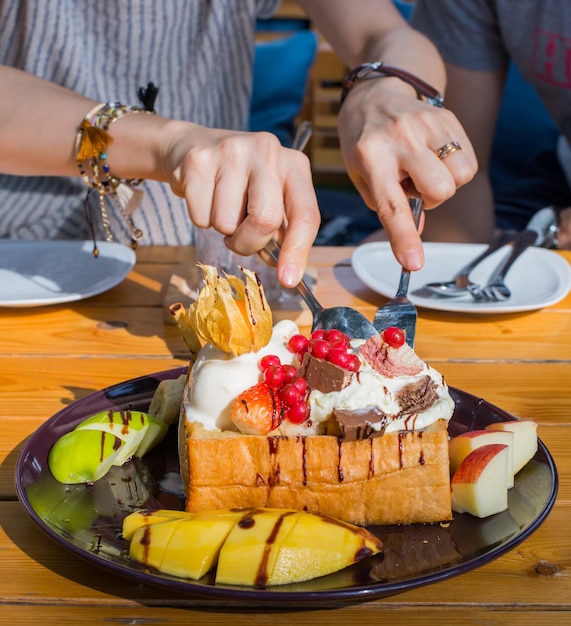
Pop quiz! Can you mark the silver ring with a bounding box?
[436,141,462,159]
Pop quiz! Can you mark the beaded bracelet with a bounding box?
[75,102,155,255]
[340,62,444,108]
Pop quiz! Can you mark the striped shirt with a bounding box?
[0,0,279,244]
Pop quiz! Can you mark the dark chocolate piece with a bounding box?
[396,375,438,414]
[299,352,352,393]
[332,406,389,441]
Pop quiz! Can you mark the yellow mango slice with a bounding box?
[122,509,192,541]
[128,510,244,579]
[215,509,299,586]
[129,519,181,572]
[125,508,383,586]
[270,511,383,586]
[156,512,241,579]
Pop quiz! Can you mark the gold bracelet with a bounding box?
[75,102,155,255]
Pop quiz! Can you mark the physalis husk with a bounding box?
[188,264,272,355]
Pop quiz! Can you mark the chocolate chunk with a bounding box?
[333,406,389,441]
[299,352,352,393]
[396,375,438,414]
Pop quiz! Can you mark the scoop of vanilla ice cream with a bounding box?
[309,349,454,433]
[184,319,299,431]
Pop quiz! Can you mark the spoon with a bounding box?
[259,239,377,340]
[424,231,516,297]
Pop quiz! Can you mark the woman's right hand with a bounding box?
[160,122,321,289]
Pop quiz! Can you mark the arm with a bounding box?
[298,0,478,269]
[0,66,320,288]
[422,63,507,242]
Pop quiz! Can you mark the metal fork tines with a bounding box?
[373,198,422,347]
[468,229,538,302]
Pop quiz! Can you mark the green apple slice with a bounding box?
[75,410,150,440]
[134,414,169,457]
[48,409,171,485]
[75,409,168,458]
[48,428,139,484]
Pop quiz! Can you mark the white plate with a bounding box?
[0,240,136,307]
[352,242,571,313]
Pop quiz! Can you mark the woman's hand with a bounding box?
[161,122,321,288]
[338,78,478,269]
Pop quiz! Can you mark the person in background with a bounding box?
[410,0,571,249]
[0,0,476,288]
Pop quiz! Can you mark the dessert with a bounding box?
[174,265,455,526]
[123,507,383,586]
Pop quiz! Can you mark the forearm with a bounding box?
[422,171,496,243]
[0,66,96,176]
[0,65,184,183]
[300,0,445,92]
[0,69,320,288]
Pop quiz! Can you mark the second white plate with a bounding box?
[352,242,571,313]
[0,240,136,307]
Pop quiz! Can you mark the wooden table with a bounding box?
[1,245,570,625]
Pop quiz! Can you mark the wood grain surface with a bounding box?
[1,246,569,625]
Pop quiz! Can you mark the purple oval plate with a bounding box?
[15,368,558,607]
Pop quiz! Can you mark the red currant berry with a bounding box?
[287,334,309,355]
[287,401,310,424]
[292,376,308,394]
[263,364,285,387]
[259,354,281,371]
[282,364,298,384]
[382,326,405,348]
[324,329,348,344]
[346,354,361,372]
[280,384,303,406]
[310,329,326,341]
[327,348,351,368]
[329,338,348,352]
[310,339,330,359]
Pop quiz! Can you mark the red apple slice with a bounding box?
[451,443,509,518]
[485,420,538,474]
[449,429,515,487]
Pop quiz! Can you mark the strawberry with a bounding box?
[230,382,283,435]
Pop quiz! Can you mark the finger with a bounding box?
[208,165,249,235]
[430,137,477,186]
[178,149,218,228]
[277,165,321,287]
[211,133,283,236]
[224,168,284,256]
[360,169,425,270]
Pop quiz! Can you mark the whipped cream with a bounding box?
[184,319,299,431]
[309,353,454,434]
[184,321,454,435]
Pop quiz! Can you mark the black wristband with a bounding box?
[340,62,444,108]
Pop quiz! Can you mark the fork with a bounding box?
[467,229,538,302]
[423,231,516,297]
[373,198,423,347]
